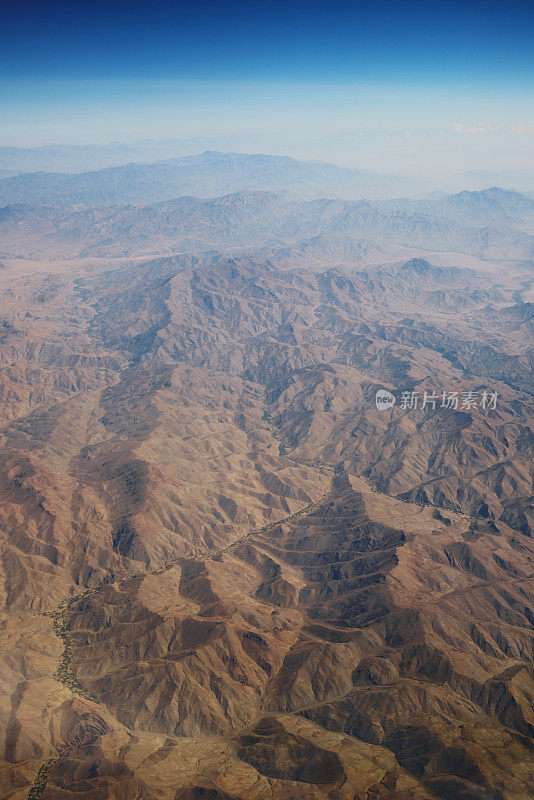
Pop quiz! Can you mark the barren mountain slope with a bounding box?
[15,471,534,799]
[0,249,532,800]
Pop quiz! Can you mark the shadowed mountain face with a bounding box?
[0,208,533,800]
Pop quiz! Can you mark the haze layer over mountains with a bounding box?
[0,150,533,800]
[0,151,428,205]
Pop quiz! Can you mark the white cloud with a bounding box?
[452,121,534,136]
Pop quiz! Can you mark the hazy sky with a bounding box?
[2,0,533,177]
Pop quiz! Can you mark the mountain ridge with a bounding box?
[0,151,427,207]
[2,186,533,264]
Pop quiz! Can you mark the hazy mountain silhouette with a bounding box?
[0,151,427,207]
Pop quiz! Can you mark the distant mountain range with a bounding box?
[456,168,534,194]
[0,140,205,173]
[384,186,534,227]
[0,151,428,206]
[1,186,533,263]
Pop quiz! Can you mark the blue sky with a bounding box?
[2,0,533,175]
[4,0,534,83]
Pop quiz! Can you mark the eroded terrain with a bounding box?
[0,196,533,799]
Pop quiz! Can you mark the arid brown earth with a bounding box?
[0,223,532,800]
